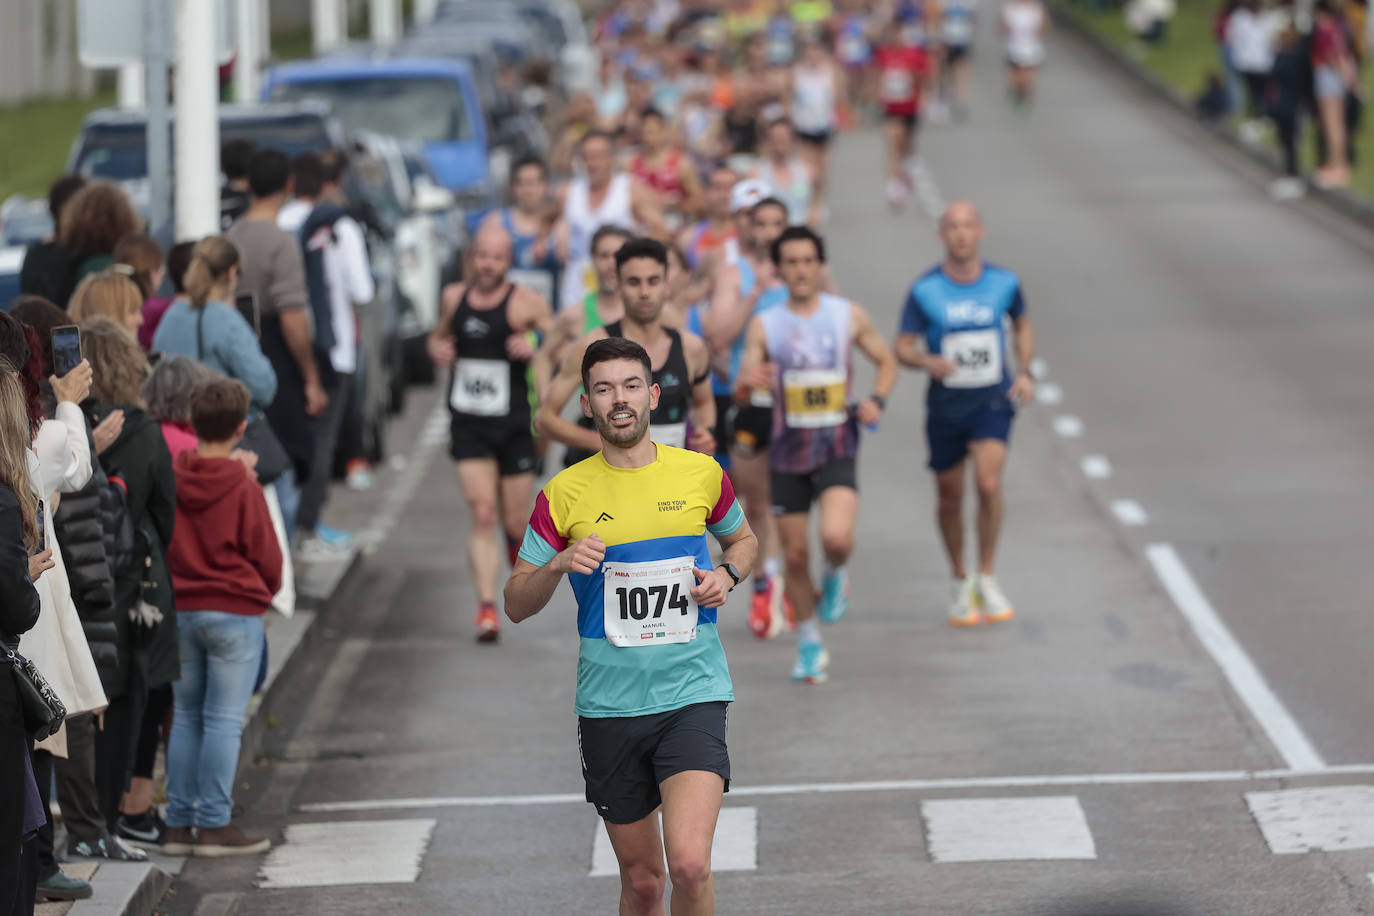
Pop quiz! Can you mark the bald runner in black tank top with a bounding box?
[448,284,537,476]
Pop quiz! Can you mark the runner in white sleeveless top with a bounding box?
[789,33,844,220]
[755,118,818,227]
[554,130,667,311]
[1001,0,1048,110]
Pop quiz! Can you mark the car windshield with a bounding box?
[74,115,333,180]
[271,77,472,144]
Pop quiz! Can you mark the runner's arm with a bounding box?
[678,158,707,218]
[852,303,899,405]
[533,331,605,452]
[428,282,466,367]
[702,263,758,355]
[531,308,578,401]
[733,316,772,406]
[685,332,717,452]
[1008,312,1036,402]
[505,535,606,622]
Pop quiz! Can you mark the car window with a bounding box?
[271,76,473,144]
[75,115,332,180]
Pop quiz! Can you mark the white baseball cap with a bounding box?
[730,178,772,213]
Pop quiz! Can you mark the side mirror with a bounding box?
[413,181,455,214]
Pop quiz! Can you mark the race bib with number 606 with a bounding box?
[450,358,511,416]
[940,329,1003,389]
[602,557,699,648]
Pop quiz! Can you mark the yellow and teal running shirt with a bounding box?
[518,445,746,718]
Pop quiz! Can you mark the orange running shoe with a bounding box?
[475,604,501,642]
[947,577,981,627]
[748,578,786,639]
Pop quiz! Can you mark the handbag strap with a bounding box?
[195,304,204,361]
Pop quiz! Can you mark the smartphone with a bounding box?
[51,325,82,378]
[35,500,45,553]
[235,292,262,337]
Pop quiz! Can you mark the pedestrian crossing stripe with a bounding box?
[1246,786,1374,854]
[922,796,1098,863]
[256,818,436,889]
[589,807,759,877]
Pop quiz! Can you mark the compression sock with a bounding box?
[798,619,821,643]
[764,556,781,581]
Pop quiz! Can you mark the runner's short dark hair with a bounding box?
[591,224,634,255]
[641,106,667,124]
[191,378,252,443]
[580,129,617,151]
[247,149,291,198]
[291,153,326,200]
[511,155,548,183]
[750,196,789,220]
[614,237,668,276]
[221,139,257,181]
[581,337,654,391]
[771,225,827,264]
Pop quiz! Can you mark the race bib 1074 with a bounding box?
[602,557,698,648]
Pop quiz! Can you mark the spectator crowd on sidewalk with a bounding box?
[1,141,380,911]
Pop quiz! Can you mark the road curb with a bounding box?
[1050,3,1374,231]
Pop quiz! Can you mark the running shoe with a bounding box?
[748,582,780,640]
[816,567,850,624]
[792,640,830,684]
[314,524,355,548]
[977,574,1015,624]
[475,604,501,643]
[116,809,166,847]
[947,576,980,627]
[345,459,376,491]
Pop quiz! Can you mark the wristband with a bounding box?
[870,394,887,411]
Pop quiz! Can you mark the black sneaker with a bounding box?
[117,810,166,847]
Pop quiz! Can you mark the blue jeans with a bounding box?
[166,612,264,829]
[274,467,300,541]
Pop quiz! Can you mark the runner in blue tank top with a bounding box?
[895,201,1036,629]
[737,226,897,684]
[478,156,562,309]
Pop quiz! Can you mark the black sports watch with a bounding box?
[718,563,742,591]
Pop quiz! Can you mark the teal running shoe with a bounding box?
[791,640,830,684]
[816,567,850,624]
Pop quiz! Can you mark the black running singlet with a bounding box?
[449,284,530,428]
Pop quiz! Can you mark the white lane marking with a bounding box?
[1081,455,1112,479]
[589,808,758,877]
[909,156,947,219]
[1052,415,1084,437]
[1110,499,1149,526]
[1245,786,1374,854]
[358,397,448,555]
[923,796,1096,863]
[294,765,1374,813]
[1146,544,1325,771]
[256,818,436,888]
[1035,382,1064,405]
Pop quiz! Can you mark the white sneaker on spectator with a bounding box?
[1268,177,1305,202]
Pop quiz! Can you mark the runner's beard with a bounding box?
[594,402,650,449]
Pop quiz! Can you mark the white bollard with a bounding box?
[174,0,222,241]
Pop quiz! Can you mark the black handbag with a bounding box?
[4,647,67,741]
[196,305,290,484]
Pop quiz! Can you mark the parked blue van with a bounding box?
[263,57,496,208]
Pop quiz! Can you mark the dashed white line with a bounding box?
[358,397,449,555]
[1245,786,1374,854]
[1035,382,1064,405]
[1080,455,1112,479]
[1110,499,1149,526]
[1052,415,1084,437]
[923,796,1097,862]
[256,818,436,888]
[1146,544,1325,771]
[909,156,947,219]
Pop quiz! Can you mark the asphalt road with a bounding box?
[160,21,1374,916]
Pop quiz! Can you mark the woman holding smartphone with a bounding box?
[0,357,51,916]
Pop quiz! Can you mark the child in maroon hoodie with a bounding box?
[164,379,282,857]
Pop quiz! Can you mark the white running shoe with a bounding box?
[947,576,980,627]
[1268,177,1305,202]
[978,574,1015,624]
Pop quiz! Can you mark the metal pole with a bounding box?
[118,62,146,108]
[235,0,261,102]
[174,0,220,240]
[312,0,344,53]
[144,0,170,232]
[370,0,400,44]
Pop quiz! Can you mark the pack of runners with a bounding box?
[429,3,1044,910]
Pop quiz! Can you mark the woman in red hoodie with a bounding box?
[163,379,281,858]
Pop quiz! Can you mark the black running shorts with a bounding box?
[450,418,537,477]
[578,701,731,825]
[730,405,772,455]
[770,456,858,515]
